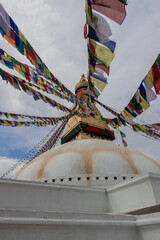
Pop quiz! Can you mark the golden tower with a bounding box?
[61,75,115,144]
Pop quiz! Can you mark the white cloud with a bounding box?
[0,157,19,176]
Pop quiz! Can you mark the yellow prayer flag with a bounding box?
[85,0,92,22]
[6,113,12,118]
[56,105,60,110]
[117,118,122,127]
[116,126,120,133]
[90,76,106,92]
[148,68,154,87]
[19,30,27,45]
[122,109,134,119]
[18,122,22,127]
[2,54,12,62]
[137,124,147,132]
[89,64,94,75]
[138,90,150,110]
[24,47,27,56]
[90,39,115,67]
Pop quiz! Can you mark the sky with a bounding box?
[0,0,160,176]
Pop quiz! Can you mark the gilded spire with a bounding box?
[61,75,115,144]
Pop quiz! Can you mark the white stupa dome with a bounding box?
[14,139,160,187]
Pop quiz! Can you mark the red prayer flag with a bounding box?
[91,0,126,25]
[128,101,135,112]
[23,64,30,82]
[95,64,110,75]
[89,38,95,56]
[122,138,128,147]
[151,124,160,131]
[84,24,88,39]
[152,61,160,95]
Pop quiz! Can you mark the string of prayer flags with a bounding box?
[122,54,160,120]
[22,124,59,161]
[87,38,114,96]
[88,12,116,53]
[84,6,118,98]
[31,120,68,160]
[0,3,77,102]
[95,99,160,142]
[91,0,127,25]
[0,110,70,124]
[0,49,74,103]
[0,68,72,113]
[95,99,119,117]
[131,123,160,141]
[0,114,71,127]
[0,119,54,127]
[1,123,61,178]
[84,0,128,99]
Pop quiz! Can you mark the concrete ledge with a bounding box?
[0,178,108,213]
[0,217,136,226]
[107,173,160,213]
[0,208,135,221]
[107,173,159,193]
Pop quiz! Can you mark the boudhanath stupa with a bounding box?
[0,77,160,240]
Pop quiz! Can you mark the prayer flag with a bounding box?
[95,64,110,75]
[103,40,116,53]
[88,48,110,75]
[152,61,160,95]
[89,39,115,67]
[156,54,160,70]
[137,85,150,110]
[91,0,126,25]
[143,75,157,102]
[85,0,92,22]
[122,109,135,120]
[89,26,116,53]
[131,96,143,111]
[94,65,106,77]
[120,131,126,138]
[84,24,88,39]
[151,123,160,131]
[90,74,107,92]
[118,0,128,5]
[122,139,128,147]
[89,11,112,43]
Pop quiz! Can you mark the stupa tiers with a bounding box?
[61,75,115,144]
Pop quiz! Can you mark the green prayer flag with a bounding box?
[118,0,128,5]
[120,131,126,138]
[0,68,7,79]
[156,54,160,69]
[131,97,143,111]
[46,68,51,79]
